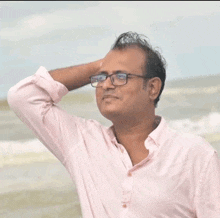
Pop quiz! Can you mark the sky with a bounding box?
[1,1,220,99]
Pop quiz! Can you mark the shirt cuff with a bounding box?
[31,66,69,103]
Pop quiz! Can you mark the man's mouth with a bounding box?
[102,95,118,100]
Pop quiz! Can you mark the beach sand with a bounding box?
[1,188,82,218]
[0,160,82,218]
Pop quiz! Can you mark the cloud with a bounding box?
[24,15,46,29]
[1,1,220,87]
[2,2,220,42]
[1,3,121,41]
[109,1,220,21]
[0,2,99,21]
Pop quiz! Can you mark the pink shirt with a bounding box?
[8,66,220,218]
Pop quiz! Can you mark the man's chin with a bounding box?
[100,108,121,121]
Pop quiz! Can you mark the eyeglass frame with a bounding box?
[89,71,151,88]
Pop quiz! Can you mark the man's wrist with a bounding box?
[90,59,103,75]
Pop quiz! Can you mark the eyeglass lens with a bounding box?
[91,73,127,87]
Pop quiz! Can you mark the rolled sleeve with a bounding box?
[195,150,220,218]
[7,66,82,164]
[32,66,69,103]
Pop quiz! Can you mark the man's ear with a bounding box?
[148,77,162,101]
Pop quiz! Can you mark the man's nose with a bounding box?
[102,77,115,89]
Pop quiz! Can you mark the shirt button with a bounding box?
[128,172,132,177]
[122,204,127,208]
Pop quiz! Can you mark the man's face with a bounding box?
[95,47,153,122]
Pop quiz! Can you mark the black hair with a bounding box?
[111,31,166,107]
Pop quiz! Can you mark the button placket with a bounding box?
[118,145,133,169]
[121,170,134,207]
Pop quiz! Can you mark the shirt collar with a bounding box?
[107,125,118,146]
[107,116,169,149]
[147,116,169,147]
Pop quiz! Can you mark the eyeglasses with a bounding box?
[89,72,149,88]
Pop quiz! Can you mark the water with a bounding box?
[1,81,220,217]
[1,161,82,218]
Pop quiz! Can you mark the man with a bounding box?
[8,32,220,218]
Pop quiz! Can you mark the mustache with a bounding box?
[102,94,119,99]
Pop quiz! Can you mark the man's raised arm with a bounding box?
[7,59,103,164]
[49,59,103,91]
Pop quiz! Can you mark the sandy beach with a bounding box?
[1,160,82,218]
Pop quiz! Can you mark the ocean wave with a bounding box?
[0,139,49,156]
[1,112,219,166]
[0,139,58,167]
[168,112,220,136]
[164,85,220,95]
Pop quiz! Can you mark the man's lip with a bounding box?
[102,95,118,100]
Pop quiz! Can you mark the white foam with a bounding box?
[168,112,220,135]
[1,112,220,157]
[0,139,49,156]
[164,85,220,95]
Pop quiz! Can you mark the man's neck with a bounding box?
[112,114,160,151]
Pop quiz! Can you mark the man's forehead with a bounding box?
[101,47,146,72]
[106,47,145,59]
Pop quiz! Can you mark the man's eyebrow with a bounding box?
[114,70,127,74]
[98,70,127,75]
[98,71,108,75]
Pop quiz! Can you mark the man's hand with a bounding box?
[49,58,104,91]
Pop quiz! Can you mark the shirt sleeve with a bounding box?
[195,150,220,218]
[7,66,88,165]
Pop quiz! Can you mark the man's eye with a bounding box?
[116,73,126,80]
[96,75,106,81]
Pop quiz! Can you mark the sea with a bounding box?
[1,74,220,218]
